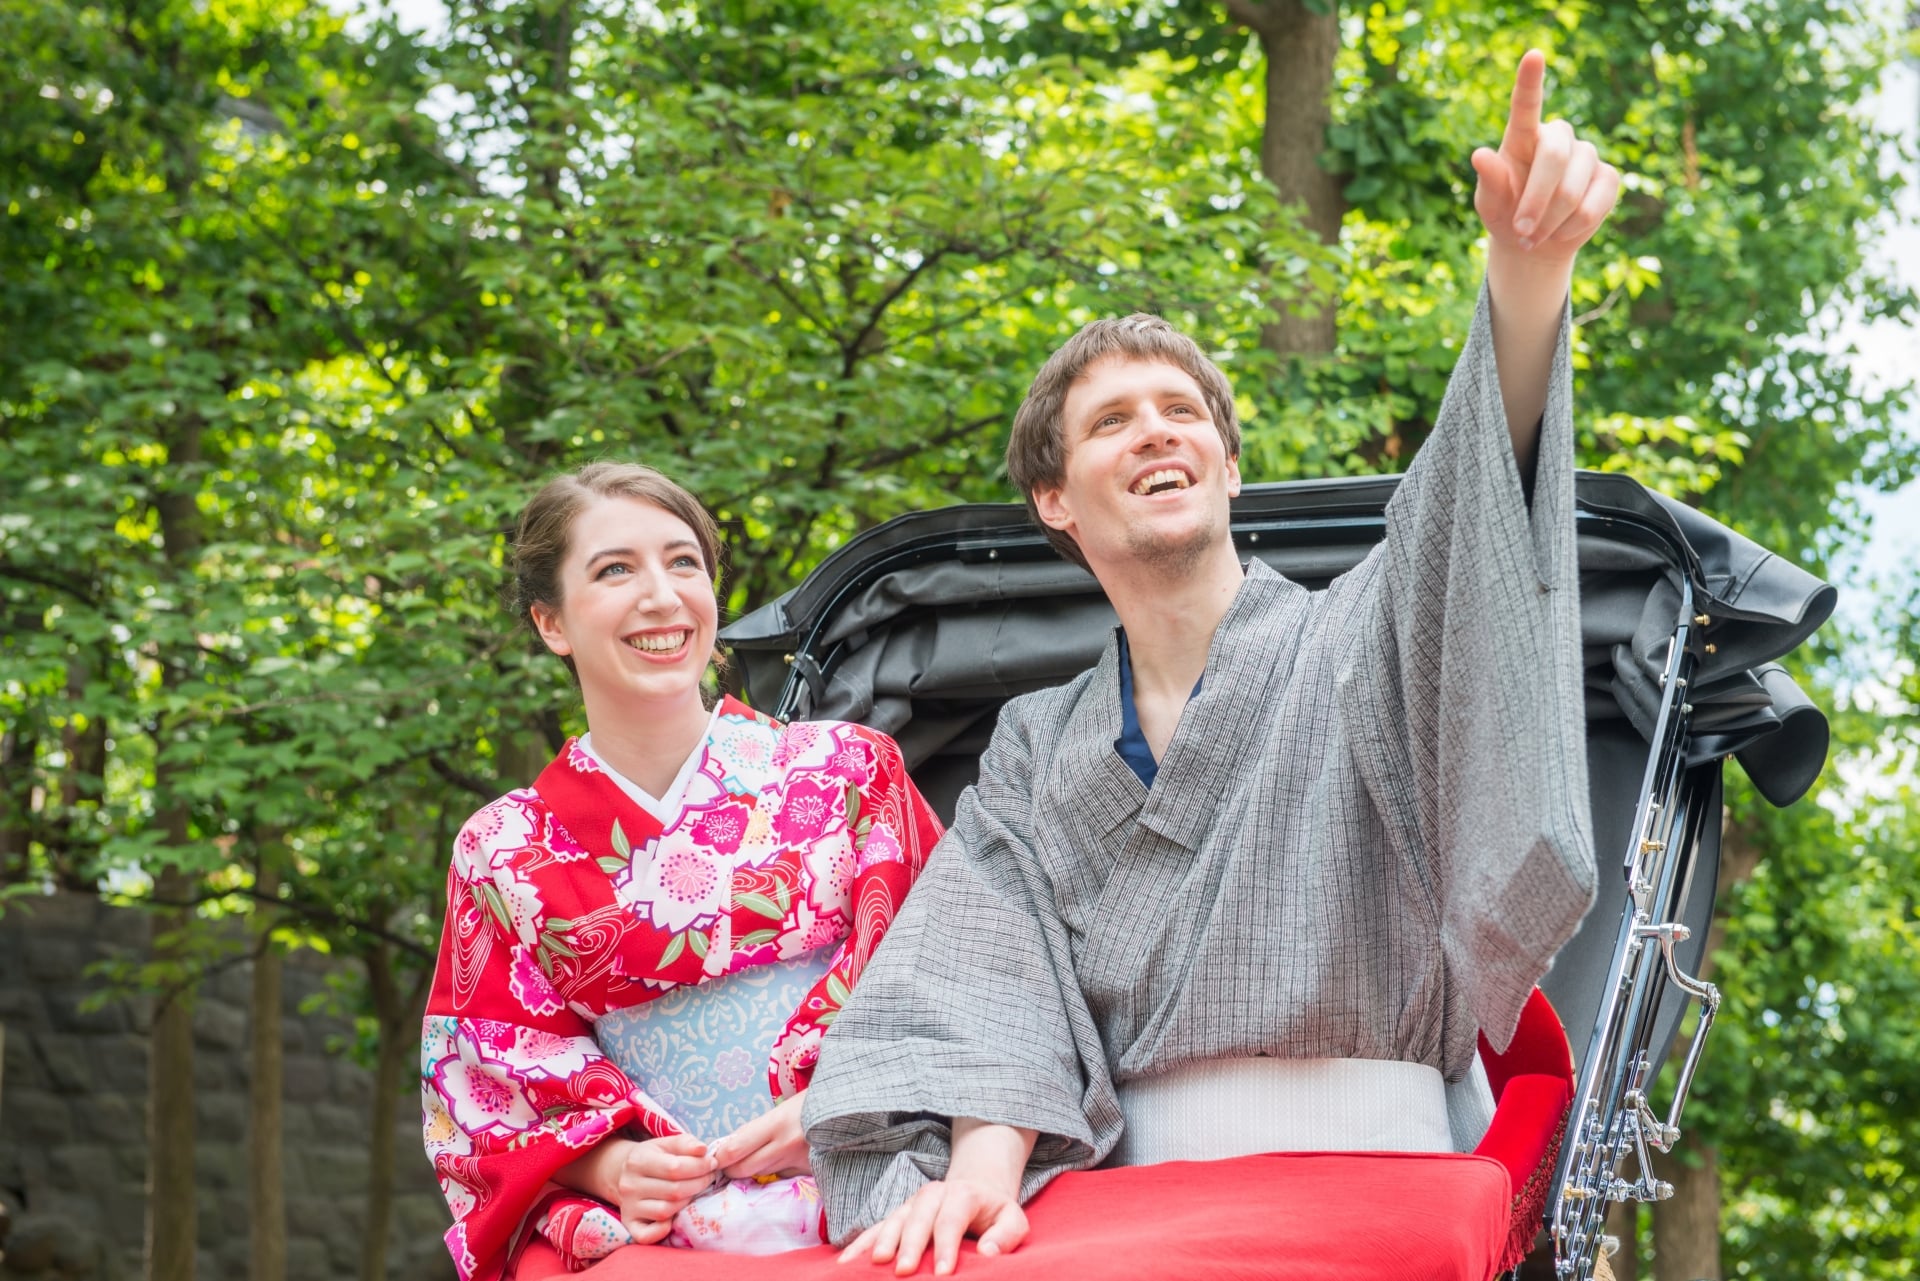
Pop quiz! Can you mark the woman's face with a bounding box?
[530,494,719,713]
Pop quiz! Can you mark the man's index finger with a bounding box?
[1503,49,1547,148]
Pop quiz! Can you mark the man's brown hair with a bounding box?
[1004,314,1241,570]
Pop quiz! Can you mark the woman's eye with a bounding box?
[596,562,630,578]
[671,555,702,571]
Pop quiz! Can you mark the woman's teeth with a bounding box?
[626,631,689,653]
[1131,469,1192,496]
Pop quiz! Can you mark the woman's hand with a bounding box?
[556,1134,718,1243]
[710,1091,810,1180]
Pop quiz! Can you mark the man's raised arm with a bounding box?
[1471,49,1620,479]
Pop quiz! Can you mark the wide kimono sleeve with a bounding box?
[421,797,645,1281]
[802,693,1120,1244]
[1340,280,1597,1057]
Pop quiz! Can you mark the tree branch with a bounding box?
[430,754,501,803]
[1222,0,1275,35]
[131,887,437,962]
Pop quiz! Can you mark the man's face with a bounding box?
[1034,355,1241,578]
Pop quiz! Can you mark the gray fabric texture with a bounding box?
[801,285,1598,1242]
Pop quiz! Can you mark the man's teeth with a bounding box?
[1131,469,1193,496]
[627,631,689,653]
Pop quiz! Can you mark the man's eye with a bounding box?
[1095,415,1123,431]
[1169,404,1196,416]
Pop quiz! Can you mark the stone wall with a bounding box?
[0,892,457,1281]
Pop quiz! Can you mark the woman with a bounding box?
[421,463,941,1281]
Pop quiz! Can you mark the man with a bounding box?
[803,51,1615,1277]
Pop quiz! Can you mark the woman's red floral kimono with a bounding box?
[422,697,941,1281]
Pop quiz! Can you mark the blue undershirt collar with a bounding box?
[1115,631,1203,788]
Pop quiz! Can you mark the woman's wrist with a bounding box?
[554,1136,634,1204]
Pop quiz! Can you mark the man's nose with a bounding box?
[1131,409,1181,448]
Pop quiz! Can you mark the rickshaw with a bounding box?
[534,472,1832,1280]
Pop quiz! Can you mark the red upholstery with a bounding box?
[1472,988,1577,1271]
[514,992,1574,1281]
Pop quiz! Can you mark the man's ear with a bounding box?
[529,600,572,656]
[1031,484,1076,535]
[1225,455,1243,499]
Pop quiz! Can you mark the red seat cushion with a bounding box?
[515,1151,1512,1281]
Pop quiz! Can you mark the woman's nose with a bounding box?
[632,568,678,612]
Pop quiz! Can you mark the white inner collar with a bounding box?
[577,703,721,823]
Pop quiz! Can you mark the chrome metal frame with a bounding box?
[1550,577,1724,1278]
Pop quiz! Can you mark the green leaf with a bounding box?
[826,972,852,1007]
[598,855,627,875]
[612,820,632,860]
[734,890,784,920]
[660,932,686,968]
[773,879,791,913]
[737,928,779,950]
[688,928,710,959]
[474,883,512,931]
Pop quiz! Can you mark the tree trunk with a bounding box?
[360,927,433,1281]
[1604,1199,1639,1281]
[1232,0,1346,359]
[0,722,31,883]
[1646,814,1761,1279]
[146,866,198,1281]
[249,844,286,1281]
[1652,1145,1721,1280]
[146,418,204,1281]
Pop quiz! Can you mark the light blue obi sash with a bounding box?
[593,947,836,1141]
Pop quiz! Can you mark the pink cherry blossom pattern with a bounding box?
[688,800,752,856]
[431,1053,540,1137]
[545,815,591,864]
[508,948,565,1018]
[854,820,904,871]
[769,722,822,770]
[823,733,877,787]
[771,777,839,848]
[565,739,603,775]
[803,830,858,912]
[558,1109,616,1149]
[659,848,718,904]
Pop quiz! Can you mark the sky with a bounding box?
[1836,50,1920,623]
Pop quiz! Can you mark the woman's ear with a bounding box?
[529,600,572,656]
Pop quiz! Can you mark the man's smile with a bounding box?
[1129,465,1195,497]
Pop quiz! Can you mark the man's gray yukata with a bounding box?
[801,287,1598,1241]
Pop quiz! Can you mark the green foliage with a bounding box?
[1,0,1915,1266]
[1693,707,1920,1274]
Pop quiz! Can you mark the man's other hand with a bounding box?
[837,1177,1030,1277]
